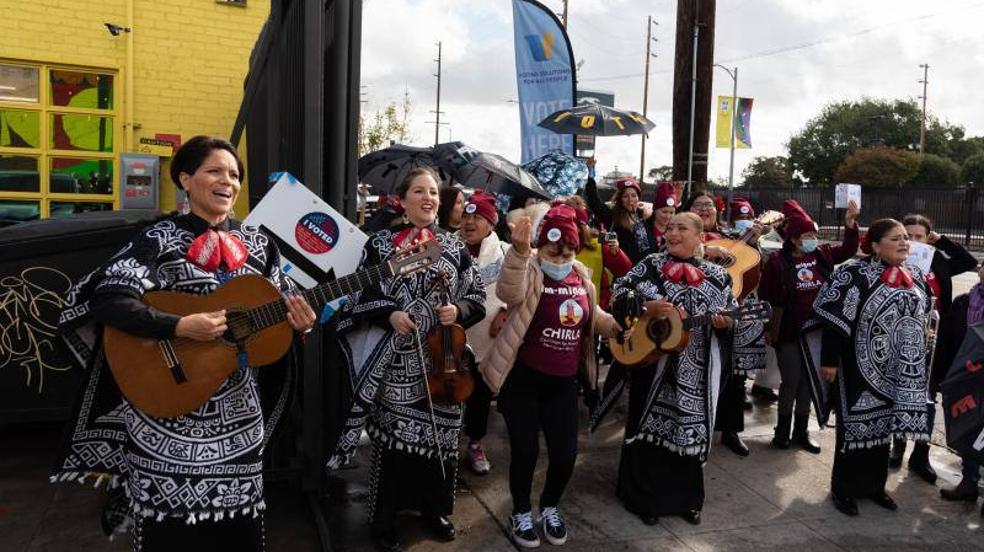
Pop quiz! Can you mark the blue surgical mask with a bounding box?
[733,219,754,233]
[540,258,574,281]
[799,239,819,254]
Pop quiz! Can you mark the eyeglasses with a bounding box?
[691,202,715,210]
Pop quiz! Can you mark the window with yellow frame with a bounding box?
[0,60,120,226]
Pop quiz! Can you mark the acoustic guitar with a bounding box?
[705,210,784,301]
[610,300,773,367]
[103,240,441,418]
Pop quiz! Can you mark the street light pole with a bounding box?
[640,16,657,181]
[918,63,929,155]
[714,63,738,222]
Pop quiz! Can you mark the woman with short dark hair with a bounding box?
[53,136,317,551]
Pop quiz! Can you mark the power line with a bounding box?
[580,1,984,83]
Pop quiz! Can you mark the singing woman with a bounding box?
[803,218,932,517]
[53,136,317,551]
[611,212,735,526]
[329,167,486,552]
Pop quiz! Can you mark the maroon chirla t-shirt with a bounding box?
[516,271,589,377]
[792,255,825,327]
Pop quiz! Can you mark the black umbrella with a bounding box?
[358,144,449,194]
[432,141,482,175]
[538,99,655,137]
[449,152,550,201]
[941,323,984,463]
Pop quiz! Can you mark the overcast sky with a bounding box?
[359,0,984,183]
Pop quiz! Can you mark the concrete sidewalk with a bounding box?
[2,271,981,551]
[3,392,984,552]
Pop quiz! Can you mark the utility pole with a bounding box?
[918,63,929,155]
[562,0,568,28]
[640,16,657,181]
[431,41,444,146]
[672,0,716,197]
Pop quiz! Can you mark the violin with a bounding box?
[425,271,475,405]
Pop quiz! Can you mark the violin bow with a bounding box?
[411,314,447,480]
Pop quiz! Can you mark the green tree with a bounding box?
[787,98,965,185]
[740,155,793,188]
[962,152,984,185]
[909,153,961,186]
[358,90,414,157]
[833,146,920,188]
[647,165,673,181]
[950,136,984,166]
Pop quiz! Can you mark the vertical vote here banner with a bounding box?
[513,0,576,163]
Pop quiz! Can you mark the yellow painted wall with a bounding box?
[0,0,269,215]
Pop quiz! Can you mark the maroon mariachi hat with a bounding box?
[536,204,581,251]
[186,229,248,272]
[784,214,818,239]
[653,181,677,209]
[550,199,588,225]
[615,177,642,195]
[729,198,755,220]
[464,192,499,226]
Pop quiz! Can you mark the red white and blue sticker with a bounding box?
[295,212,340,255]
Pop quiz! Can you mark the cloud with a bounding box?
[361,0,984,185]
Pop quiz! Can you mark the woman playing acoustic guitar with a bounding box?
[54,136,317,551]
[611,212,735,527]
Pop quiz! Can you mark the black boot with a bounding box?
[722,431,750,457]
[771,414,792,449]
[940,477,979,502]
[907,442,938,484]
[888,437,906,468]
[793,414,821,454]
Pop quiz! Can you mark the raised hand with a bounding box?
[509,216,534,255]
[845,199,859,228]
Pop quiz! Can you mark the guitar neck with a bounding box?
[250,262,392,330]
[682,307,739,330]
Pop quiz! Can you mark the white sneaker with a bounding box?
[467,441,491,475]
[540,506,568,545]
[510,511,541,548]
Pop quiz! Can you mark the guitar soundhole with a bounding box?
[224,309,255,344]
[647,319,670,343]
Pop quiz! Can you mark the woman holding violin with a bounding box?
[329,167,486,552]
[481,205,628,549]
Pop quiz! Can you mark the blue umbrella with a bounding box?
[522,149,588,198]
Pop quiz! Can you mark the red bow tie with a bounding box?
[881,265,914,289]
[393,226,435,249]
[186,229,248,272]
[663,260,705,287]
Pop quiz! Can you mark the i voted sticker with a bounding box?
[547,228,562,242]
[465,203,477,214]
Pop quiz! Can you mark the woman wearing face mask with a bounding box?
[584,175,655,264]
[888,213,978,482]
[610,212,736,527]
[802,218,931,517]
[480,205,627,549]
[707,198,768,457]
[329,167,486,551]
[759,199,859,453]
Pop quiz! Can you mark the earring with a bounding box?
[402,213,410,225]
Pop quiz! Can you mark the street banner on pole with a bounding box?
[715,96,753,148]
[512,0,577,163]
